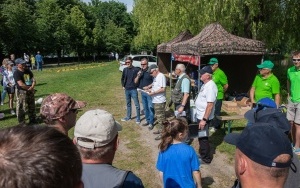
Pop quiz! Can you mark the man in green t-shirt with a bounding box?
[208,57,229,132]
[250,60,280,108]
[287,51,300,155]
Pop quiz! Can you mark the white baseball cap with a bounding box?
[74,109,122,149]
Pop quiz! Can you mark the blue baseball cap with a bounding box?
[224,124,293,168]
[256,97,277,108]
[199,66,213,75]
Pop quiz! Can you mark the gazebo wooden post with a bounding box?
[197,55,201,90]
[170,54,174,97]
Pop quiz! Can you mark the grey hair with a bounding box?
[176,64,186,72]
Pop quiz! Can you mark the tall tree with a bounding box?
[103,20,128,53]
[1,0,36,56]
[65,5,89,58]
[35,0,69,58]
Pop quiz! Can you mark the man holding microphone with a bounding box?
[134,58,154,129]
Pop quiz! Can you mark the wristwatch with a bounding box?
[202,118,207,121]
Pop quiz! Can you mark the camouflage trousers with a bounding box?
[16,88,36,124]
[153,102,166,131]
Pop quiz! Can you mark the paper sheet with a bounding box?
[137,88,150,94]
[174,110,186,117]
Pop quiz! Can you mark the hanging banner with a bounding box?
[172,53,200,66]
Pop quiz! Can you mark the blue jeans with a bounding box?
[37,61,42,71]
[141,92,154,124]
[125,89,140,121]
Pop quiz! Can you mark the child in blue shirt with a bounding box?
[156,118,202,188]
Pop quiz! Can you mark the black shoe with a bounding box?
[28,119,38,125]
[199,157,211,164]
[153,130,160,134]
[148,124,154,130]
[155,135,162,140]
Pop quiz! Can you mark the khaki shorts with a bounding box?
[287,98,300,124]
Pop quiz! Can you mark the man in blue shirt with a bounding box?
[35,51,43,71]
[134,58,154,129]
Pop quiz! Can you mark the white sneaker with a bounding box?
[11,110,16,115]
[209,127,216,133]
[0,102,3,105]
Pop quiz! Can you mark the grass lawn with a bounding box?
[0,61,246,187]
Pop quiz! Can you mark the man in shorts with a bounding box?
[287,51,300,155]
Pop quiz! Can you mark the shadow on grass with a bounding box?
[34,94,50,98]
[35,82,47,86]
[0,109,18,121]
[210,128,226,157]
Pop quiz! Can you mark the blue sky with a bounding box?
[82,0,133,12]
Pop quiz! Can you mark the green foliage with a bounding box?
[103,20,128,52]
[1,0,300,56]
[66,5,88,56]
[0,0,133,56]
[2,1,36,54]
[35,0,69,55]
[132,0,300,55]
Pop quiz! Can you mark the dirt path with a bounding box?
[129,104,236,187]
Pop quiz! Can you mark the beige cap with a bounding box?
[74,109,122,149]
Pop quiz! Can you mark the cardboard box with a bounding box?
[238,106,251,115]
[222,101,238,113]
[236,97,250,107]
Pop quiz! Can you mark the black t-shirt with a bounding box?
[13,69,34,90]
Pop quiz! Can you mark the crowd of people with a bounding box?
[0,51,299,187]
[0,52,43,121]
[119,52,300,187]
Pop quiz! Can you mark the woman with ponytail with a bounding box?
[156,118,202,188]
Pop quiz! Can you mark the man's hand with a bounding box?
[177,106,184,113]
[28,86,34,91]
[198,120,206,130]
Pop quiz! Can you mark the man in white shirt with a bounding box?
[195,66,217,164]
[146,64,166,140]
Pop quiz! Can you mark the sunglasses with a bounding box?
[150,70,156,74]
[292,59,300,62]
[141,63,147,65]
[70,109,78,114]
[258,68,267,71]
[125,61,131,64]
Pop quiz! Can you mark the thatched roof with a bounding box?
[172,23,266,55]
[157,30,194,53]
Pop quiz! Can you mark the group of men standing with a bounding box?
[121,56,167,140]
[120,55,229,148]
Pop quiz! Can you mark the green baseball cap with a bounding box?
[208,57,218,65]
[257,60,274,69]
